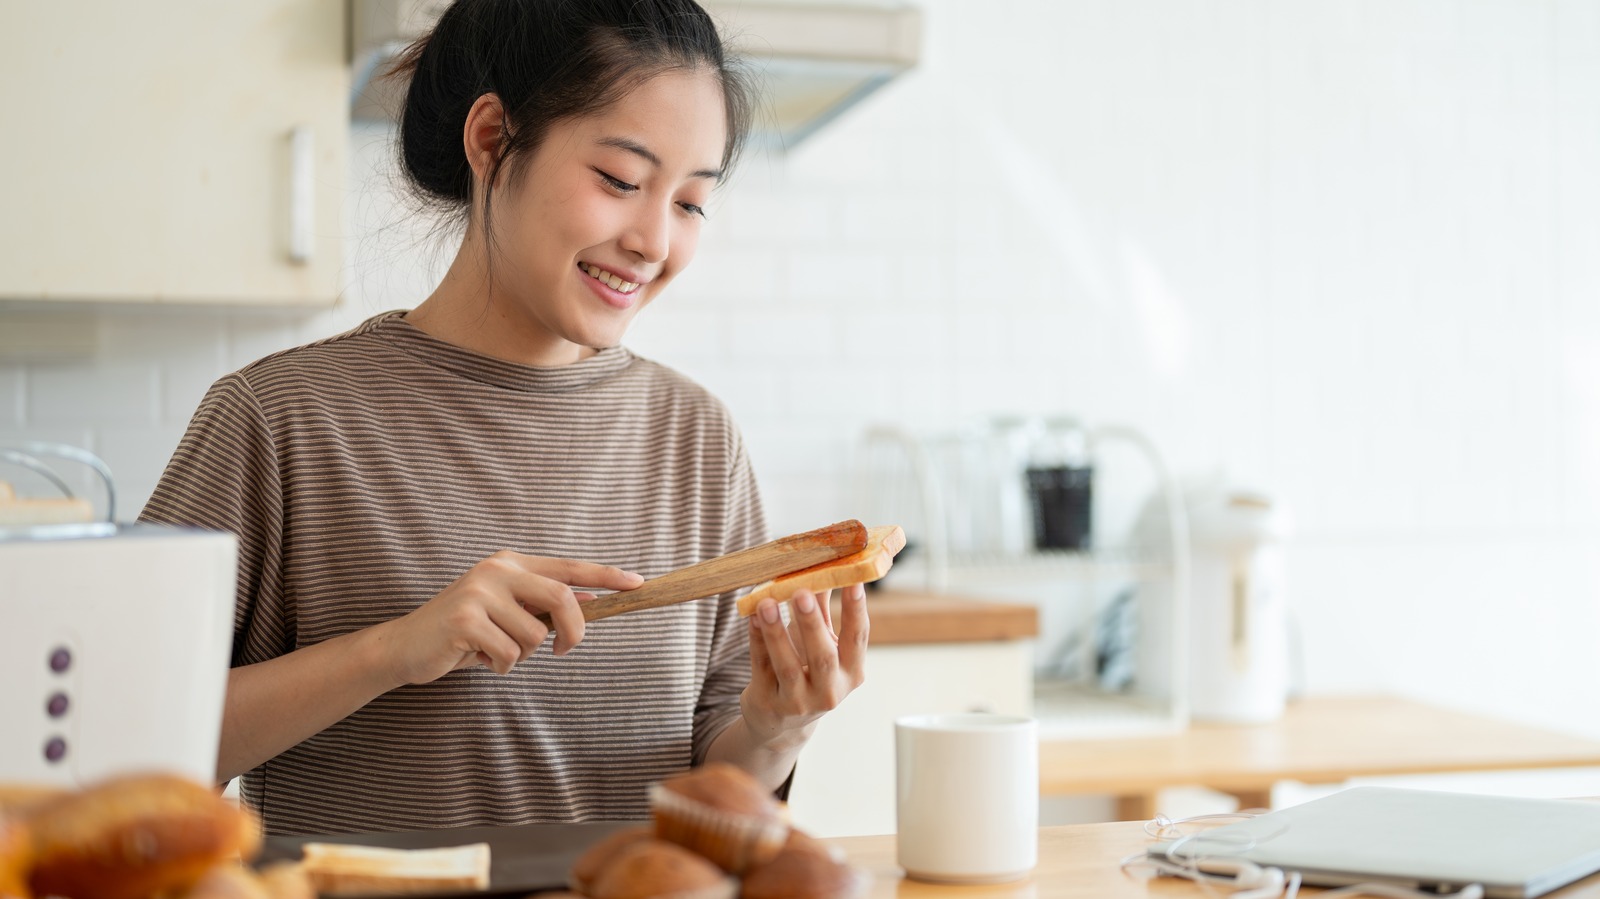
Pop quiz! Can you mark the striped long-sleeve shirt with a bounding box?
[140,311,767,835]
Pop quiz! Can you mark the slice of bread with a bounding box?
[299,842,490,895]
[737,525,906,616]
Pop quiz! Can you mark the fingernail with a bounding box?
[794,592,816,614]
[759,599,780,624]
[625,571,645,584]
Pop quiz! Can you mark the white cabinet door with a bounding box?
[786,641,1035,838]
[0,2,347,306]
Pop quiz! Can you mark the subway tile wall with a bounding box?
[4,0,1600,736]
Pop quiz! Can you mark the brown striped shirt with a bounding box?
[139,311,767,835]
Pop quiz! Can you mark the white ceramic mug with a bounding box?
[895,713,1039,884]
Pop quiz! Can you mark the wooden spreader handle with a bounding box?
[534,519,869,629]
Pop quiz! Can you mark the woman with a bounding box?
[140,0,867,835]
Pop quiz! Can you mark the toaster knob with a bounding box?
[49,647,72,674]
[43,736,67,763]
[46,692,69,718]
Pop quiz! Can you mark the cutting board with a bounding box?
[258,820,639,897]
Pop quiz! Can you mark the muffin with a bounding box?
[774,828,843,863]
[740,840,870,899]
[569,826,654,895]
[648,764,787,873]
[586,839,736,899]
[26,773,261,899]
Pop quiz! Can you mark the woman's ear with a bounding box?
[462,93,507,192]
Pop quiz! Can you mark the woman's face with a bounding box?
[481,68,727,359]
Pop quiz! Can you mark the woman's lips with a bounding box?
[577,261,645,311]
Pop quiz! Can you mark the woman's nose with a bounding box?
[620,201,671,263]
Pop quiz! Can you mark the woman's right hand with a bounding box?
[372,551,645,685]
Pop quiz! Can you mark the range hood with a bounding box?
[349,1,922,150]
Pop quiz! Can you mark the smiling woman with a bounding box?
[137,0,870,837]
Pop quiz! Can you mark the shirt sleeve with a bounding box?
[137,372,288,667]
[690,428,768,765]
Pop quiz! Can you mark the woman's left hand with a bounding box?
[740,583,870,749]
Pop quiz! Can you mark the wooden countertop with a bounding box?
[1041,695,1600,797]
[827,820,1600,897]
[846,588,1039,646]
[1040,695,1600,819]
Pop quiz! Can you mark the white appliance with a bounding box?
[1138,481,1290,723]
[1,445,237,788]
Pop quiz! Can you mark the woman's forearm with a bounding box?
[704,716,814,792]
[216,623,404,783]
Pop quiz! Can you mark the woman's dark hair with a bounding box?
[389,0,753,235]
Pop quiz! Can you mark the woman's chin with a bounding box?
[565,323,628,352]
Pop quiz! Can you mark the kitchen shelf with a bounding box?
[856,420,1193,732]
[933,546,1175,578]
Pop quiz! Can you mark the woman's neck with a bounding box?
[405,233,597,367]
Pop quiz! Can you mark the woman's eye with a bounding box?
[596,170,638,193]
[679,202,706,219]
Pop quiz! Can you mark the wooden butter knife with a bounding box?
[534,519,869,628]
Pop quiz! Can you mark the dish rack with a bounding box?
[0,441,117,536]
[854,420,1192,738]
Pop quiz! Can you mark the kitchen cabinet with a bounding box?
[0,3,347,306]
[785,591,1038,838]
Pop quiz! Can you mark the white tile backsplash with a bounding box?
[0,366,22,425]
[3,0,1600,735]
[27,362,159,427]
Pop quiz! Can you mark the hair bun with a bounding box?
[386,0,752,227]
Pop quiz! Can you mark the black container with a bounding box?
[1025,465,1093,550]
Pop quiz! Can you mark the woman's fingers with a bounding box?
[526,556,645,592]
[506,572,586,654]
[748,615,775,679]
[837,583,869,684]
[483,592,551,660]
[789,590,840,682]
[466,615,525,675]
[753,598,806,692]
[815,587,836,631]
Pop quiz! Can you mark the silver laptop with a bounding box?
[1149,787,1600,899]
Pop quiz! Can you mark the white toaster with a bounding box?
[0,523,237,788]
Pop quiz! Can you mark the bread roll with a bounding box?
[0,811,32,899]
[26,773,260,899]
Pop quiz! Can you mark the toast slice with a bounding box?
[299,842,490,895]
[737,525,906,616]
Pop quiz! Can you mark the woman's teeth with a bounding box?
[582,264,640,294]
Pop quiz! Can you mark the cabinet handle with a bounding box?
[288,126,314,264]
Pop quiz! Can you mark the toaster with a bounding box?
[1,444,237,788]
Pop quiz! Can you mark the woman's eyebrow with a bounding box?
[597,136,722,182]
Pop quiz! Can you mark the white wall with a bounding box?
[4,0,1600,741]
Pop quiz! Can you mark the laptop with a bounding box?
[1149,787,1600,899]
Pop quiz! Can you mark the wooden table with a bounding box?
[829,821,1600,897]
[1040,696,1600,820]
